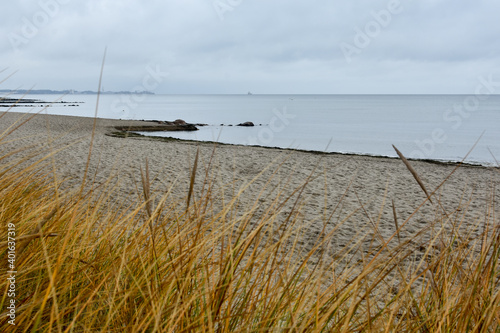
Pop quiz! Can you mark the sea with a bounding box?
[4,94,500,166]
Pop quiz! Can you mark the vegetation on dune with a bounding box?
[0,112,499,332]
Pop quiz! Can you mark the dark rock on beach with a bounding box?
[173,119,187,125]
[151,119,189,126]
[127,118,201,132]
[237,121,255,127]
[115,123,198,132]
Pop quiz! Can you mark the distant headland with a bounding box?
[0,89,155,95]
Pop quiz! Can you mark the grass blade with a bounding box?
[393,144,433,203]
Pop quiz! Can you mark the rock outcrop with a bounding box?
[115,123,198,132]
[173,119,187,125]
[237,121,255,127]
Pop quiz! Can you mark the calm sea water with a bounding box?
[5,94,500,166]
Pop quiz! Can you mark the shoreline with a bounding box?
[4,108,498,168]
[3,110,497,169]
[110,128,495,169]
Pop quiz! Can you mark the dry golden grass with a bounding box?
[0,113,499,332]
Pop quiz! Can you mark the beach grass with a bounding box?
[0,114,499,332]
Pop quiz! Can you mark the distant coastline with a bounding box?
[0,89,155,95]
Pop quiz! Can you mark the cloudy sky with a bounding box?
[1,0,500,94]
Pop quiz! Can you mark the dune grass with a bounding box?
[0,114,499,332]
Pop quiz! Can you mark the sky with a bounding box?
[1,0,500,94]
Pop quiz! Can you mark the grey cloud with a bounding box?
[1,0,500,93]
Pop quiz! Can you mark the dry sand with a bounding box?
[1,111,499,266]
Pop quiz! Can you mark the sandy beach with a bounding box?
[1,111,499,263]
